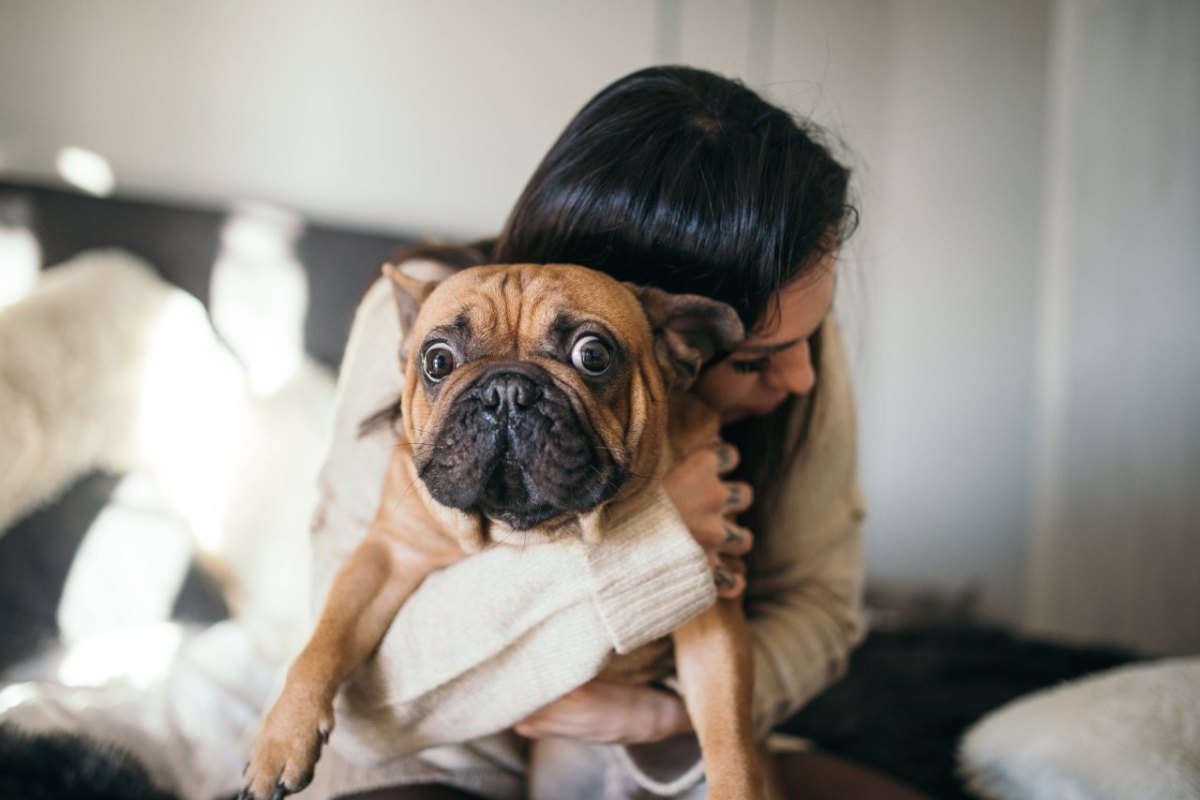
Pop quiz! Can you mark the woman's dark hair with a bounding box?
[395,65,857,531]
[495,65,856,330]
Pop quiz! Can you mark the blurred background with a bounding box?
[1,0,1197,658]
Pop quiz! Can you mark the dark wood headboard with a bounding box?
[0,179,417,369]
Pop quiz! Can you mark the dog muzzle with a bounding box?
[418,363,623,530]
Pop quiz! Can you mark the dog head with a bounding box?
[384,263,742,550]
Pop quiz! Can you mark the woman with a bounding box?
[304,67,921,799]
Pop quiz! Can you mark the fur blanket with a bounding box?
[0,250,169,533]
[0,250,335,799]
[0,723,174,800]
[961,657,1200,800]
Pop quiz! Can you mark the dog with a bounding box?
[240,263,766,800]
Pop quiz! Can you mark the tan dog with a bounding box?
[241,263,765,800]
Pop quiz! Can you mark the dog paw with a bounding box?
[240,691,334,800]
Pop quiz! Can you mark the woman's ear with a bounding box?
[627,284,744,389]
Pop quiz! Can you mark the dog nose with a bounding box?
[480,373,542,412]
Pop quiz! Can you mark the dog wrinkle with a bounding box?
[452,291,495,352]
[499,272,524,347]
[448,311,472,341]
[552,373,623,475]
[545,310,583,353]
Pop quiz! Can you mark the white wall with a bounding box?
[0,0,661,235]
[844,1,1050,624]
[3,1,1195,641]
[1027,0,1200,655]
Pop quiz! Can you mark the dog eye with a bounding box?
[570,335,612,376]
[423,343,457,381]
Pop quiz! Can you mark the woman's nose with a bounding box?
[765,343,815,396]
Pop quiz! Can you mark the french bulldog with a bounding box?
[241,263,765,800]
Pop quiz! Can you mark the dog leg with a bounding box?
[241,445,465,800]
[672,600,766,800]
[240,529,447,799]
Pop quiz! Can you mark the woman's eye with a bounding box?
[422,344,457,381]
[730,357,770,374]
[570,335,612,376]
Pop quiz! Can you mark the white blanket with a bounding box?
[0,250,336,800]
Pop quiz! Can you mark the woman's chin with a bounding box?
[722,401,784,423]
[720,407,758,424]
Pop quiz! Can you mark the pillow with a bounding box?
[959,657,1200,800]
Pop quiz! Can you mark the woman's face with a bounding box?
[693,254,836,424]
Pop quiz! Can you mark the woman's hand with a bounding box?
[514,680,692,744]
[663,440,754,598]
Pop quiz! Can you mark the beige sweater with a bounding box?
[295,264,865,799]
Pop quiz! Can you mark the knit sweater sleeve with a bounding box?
[309,270,714,759]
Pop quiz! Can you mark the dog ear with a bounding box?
[628,285,745,389]
[382,262,440,336]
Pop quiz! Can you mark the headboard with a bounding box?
[0,179,417,369]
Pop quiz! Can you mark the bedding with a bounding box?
[960,657,1200,800]
[781,624,1139,799]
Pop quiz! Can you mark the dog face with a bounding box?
[386,263,742,545]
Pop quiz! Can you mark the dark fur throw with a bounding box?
[0,723,177,800]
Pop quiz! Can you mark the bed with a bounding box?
[0,179,1149,800]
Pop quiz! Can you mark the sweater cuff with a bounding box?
[584,486,716,654]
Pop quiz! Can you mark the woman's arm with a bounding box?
[743,317,867,735]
